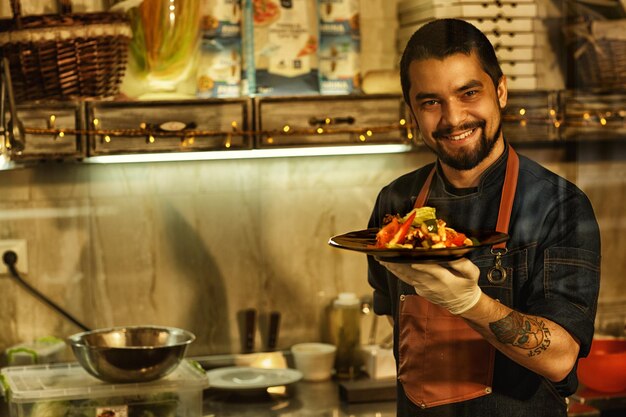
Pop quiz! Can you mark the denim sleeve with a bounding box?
[526,191,601,358]
[529,247,601,357]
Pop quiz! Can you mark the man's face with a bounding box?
[407,52,507,171]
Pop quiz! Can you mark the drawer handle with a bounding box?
[140,121,198,132]
[308,116,355,126]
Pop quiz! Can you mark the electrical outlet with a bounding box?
[0,239,28,275]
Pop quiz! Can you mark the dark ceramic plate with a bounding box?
[328,228,509,263]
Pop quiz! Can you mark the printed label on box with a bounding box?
[202,0,242,38]
[251,0,319,95]
[319,34,360,94]
[197,37,242,98]
[319,0,359,35]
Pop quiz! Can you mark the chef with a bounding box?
[367,19,601,416]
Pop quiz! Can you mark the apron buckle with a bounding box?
[488,248,508,284]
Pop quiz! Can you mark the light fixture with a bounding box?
[85,143,414,164]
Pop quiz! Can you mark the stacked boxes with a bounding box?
[396,0,565,90]
[318,0,361,95]
[197,0,243,98]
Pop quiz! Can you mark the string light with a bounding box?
[92,118,99,127]
[58,131,65,138]
[399,119,407,126]
[104,135,111,143]
[366,130,373,137]
[359,134,366,141]
[519,108,526,116]
[317,127,324,134]
[283,125,290,133]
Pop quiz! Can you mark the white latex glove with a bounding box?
[380,258,482,315]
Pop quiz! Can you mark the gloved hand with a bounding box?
[380,258,482,315]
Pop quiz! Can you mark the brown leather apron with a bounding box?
[397,147,519,409]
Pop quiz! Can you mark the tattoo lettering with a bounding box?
[489,311,551,357]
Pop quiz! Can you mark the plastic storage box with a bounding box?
[0,360,208,417]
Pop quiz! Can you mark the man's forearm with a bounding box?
[460,293,580,382]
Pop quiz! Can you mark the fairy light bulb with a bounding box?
[104,135,111,143]
[600,117,607,126]
[267,137,274,144]
[283,125,290,133]
[317,127,324,134]
[93,118,100,127]
[407,132,414,140]
[583,113,590,120]
[325,118,331,124]
[399,119,407,126]
[58,131,65,138]
[359,134,366,141]
[366,130,373,137]
[519,108,526,116]
[231,121,238,129]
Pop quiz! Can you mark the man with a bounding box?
[367,19,601,416]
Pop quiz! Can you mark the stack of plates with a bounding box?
[397,0,564,90]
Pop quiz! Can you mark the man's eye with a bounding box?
[465,90,478,97]
[422,100,438,107]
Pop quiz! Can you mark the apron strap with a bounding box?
[412,146,519,251]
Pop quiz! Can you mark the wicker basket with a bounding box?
[0,0,132,103]
[565,19,626,91]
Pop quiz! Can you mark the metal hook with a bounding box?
[1,58,25,153]
[487,248,508,284]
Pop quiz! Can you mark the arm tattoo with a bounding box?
[489,311,552,357]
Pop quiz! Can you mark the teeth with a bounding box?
[450,129,474,141]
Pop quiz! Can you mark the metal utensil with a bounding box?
[267,311,281,351]
[67,325,195,383]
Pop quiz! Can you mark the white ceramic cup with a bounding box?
[291,342,337,381]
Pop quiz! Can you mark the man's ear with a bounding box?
[497,75,508,109]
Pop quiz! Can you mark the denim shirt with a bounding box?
[367,145,601,413]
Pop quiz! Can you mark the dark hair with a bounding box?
[399,19,503,105]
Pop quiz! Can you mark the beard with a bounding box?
[425,116,502,171]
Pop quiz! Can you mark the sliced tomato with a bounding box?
[376,218,400,247]
[449,233,468,247]
[390,211,417,245]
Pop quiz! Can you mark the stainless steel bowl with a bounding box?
[67,325,195,383]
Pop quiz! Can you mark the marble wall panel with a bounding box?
[0,147,625,356]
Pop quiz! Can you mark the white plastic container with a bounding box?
[0,360,208,417]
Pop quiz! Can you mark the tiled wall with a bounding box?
[0,144,624,358]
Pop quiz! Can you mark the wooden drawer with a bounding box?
[503,90,561,142]
[2,102,85,161]
[86,99,252,156]
[255,95,413,148]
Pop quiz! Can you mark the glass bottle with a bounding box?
[329,292,361,379]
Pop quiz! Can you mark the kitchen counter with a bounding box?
[203,379,397,417]
[203,379,604,417]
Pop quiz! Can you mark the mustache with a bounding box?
[432,120,486,139]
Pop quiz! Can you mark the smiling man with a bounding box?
[367,19,601,416]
